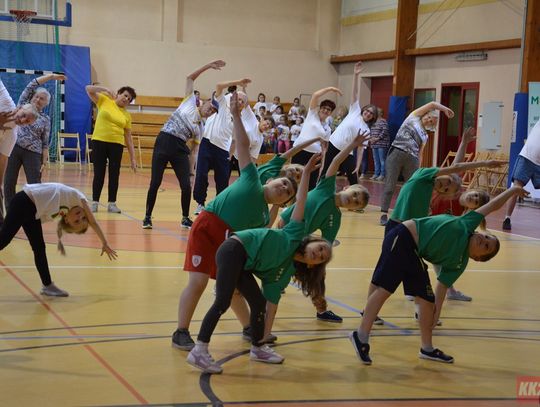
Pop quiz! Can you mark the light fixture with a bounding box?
[455,51,488,62]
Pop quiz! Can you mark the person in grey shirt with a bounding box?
[3,74,60,219]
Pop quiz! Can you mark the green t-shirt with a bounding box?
[414,211,484,287]
[280,175,341,242]
[391,167,439,222]
[206,163,269,230]
[235,220,305,304]
[257,155,287,185]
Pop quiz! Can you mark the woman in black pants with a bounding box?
[0,183,116,297]
[85,84,138,214]
[142,60,225,230]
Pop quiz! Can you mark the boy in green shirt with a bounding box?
[351,185,528,365]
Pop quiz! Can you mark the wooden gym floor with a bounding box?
[0,165,539,406]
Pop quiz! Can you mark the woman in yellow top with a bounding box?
[85,85,137,213]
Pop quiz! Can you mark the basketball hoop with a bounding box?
[9,9,37,37]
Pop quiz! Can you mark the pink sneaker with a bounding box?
[250,344,284,364]
[187,347,223,374]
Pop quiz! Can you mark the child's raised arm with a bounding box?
[230,92,252,171]
[81,200,117,260]
[290,153,321,223]
[475,186,529,218]
[280,136,322,161]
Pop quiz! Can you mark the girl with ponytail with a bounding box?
[0,183,116,297]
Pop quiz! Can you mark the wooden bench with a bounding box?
[122,96,296,168]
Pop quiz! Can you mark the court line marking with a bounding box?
[0,261,149,405]
[3,265,540,273]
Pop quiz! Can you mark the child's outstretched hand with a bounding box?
[353,130,371,147]
[101,244,118,260]
[0,110,15,130]
[462,127,476,143]
[304,153,322,174]
[511,185,530,199]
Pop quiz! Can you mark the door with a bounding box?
[438,83,479,164]
[368,76,393,174]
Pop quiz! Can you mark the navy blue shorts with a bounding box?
[511,155,540,188]
[384,218,401,237]
[371,223,435,303]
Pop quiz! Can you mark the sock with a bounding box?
[422,345,434,352]
[357,329,369,344]
[194,341,208,351]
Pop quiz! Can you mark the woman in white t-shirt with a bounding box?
[291,86,342,189]
[324,62,375,187]
[0,183,117,297]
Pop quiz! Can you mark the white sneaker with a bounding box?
[91,201,99,213]
[250,344,284,364]
[107,202,121,213]
[187,347,223,374]
[40,283,69,297]
[194,204,205,216]
[405,295,415,301]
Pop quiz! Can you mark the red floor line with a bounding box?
[0,261,149,405]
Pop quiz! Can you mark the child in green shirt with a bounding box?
[351,185,528,365]
[277,132,370,325]
[187,153,332,374]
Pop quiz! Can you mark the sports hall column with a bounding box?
[388,0,418,144]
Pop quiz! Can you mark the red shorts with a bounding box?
[183,210,232,279]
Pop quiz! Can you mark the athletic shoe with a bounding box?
[40,283,69,297]
[107,202,121,213]
[349,330,372,365]
[419,347,454,363]
[502,217,512,231]
[194,204,205,216]
[377,176,385,181]
[370,175,378,180]
[316,310,343,323]
[360,310,384,326]
[172,328,195,350]
[91,201,99,213]
[142,216,152,229]
[405,295,415,301]
[379,214,388,226]
[446,290,472,301]
[360,174,368,179]
[250,344,284,364]
[181,217,193,229]
[187,347,223,374]
[414,312,442,326]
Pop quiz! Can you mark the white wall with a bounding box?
[337,0,525,158]
[56,0,341,101]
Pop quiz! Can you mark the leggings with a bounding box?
[4,144,42,208]
[197,238,267,346]
[322,142,358,186]
[145,132,191,218]
[91,140,124,202]
[291,149,319,190]
[0,191,52,286]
